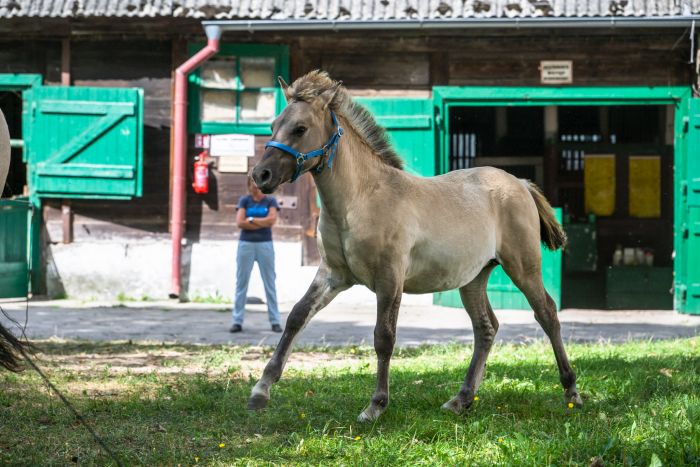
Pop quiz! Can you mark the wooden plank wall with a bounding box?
[1,28,693,246]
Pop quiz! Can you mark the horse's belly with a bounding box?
[403,245,494,294]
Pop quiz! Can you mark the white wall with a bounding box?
[46,239,432,307]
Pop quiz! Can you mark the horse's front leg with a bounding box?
[358,279,403,422]
[248,265,349,410]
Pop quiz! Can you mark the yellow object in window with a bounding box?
[629,155,661,218]
[584,154,616,216]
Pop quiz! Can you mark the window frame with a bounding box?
[188,43,289,135]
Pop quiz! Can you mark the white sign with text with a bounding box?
[210,133,255,157]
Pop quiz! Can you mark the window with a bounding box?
[188,44,289,135]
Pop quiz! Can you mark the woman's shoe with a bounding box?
[229,324,243,333]
[271,324,282,333]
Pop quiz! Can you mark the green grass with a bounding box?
[1,338,699,466]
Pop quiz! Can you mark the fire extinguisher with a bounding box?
[192,150,210,194]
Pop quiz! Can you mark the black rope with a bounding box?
[0,302,124,467]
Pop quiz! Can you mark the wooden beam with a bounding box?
[61,38,73,244]
[61,38,70,86]
[61,201,73,244]
[429,51,448,86]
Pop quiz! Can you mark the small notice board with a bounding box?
[540,61,573,84]
[210,134,255,173]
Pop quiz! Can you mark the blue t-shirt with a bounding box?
[238,195,279,243]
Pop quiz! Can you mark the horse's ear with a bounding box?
[277,76,290,102]
[321,82,342,111]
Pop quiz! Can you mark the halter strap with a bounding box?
[265,111,344,183]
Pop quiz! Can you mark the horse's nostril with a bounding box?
[260,169,272,184]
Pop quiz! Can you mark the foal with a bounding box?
[248,71,582,421]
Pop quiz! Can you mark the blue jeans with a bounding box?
[232,241,280,326]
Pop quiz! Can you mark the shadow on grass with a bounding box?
[1,341,699,465]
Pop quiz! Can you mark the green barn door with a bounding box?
[26,86,144,199]
[356,98,436,177]
[677,98,700,314]
[0,199,31,298]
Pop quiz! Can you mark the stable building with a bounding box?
[0,1,698,314]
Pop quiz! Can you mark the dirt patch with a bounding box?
[31,344,363,380]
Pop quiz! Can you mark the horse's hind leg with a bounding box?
[442,264,499,415]
[501,254,583,408]
[248,264,349,410]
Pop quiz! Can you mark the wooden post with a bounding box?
[544,106,559,203]
[61,202,73,244]
[61,38,71,86]
[61,37,73,243]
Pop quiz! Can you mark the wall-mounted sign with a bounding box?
[194,134,211,149]
[217,155,249,173]
[540,61,573,84]
[210,133,255,157]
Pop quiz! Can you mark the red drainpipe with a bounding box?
[170,27,221,299]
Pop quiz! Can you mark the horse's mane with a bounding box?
[284,70,404,170]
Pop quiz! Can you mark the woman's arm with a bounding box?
[236,207,277,230]
[249,207,278,228]
[236,208,263,230]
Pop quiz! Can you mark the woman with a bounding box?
[231,177,282,333]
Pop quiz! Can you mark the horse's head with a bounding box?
[252,73,342,194]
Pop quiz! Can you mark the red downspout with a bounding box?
[170,28,221,298]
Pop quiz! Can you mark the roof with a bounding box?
[1,0,699,19]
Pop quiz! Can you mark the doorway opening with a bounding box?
[0,91,26,198]
[448,104,674,309]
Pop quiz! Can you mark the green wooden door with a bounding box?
[0,198,31,298]
[676,98,700,314]
[26,86,144,199]
[356,98,435,177]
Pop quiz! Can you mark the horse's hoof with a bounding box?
[357,405,383,423]
[247,394,269,410]
[566,392,583,408]
[441,397,469,415]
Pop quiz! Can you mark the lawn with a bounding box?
[1,338,699,466]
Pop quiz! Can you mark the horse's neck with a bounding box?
[313,125,391,224]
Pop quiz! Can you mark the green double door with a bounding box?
[0,75,145,298]
[362,89,700,314]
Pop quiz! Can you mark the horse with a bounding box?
[0,108,26,372]
[248,70,582,421]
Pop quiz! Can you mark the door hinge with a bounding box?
[683,116,690,133]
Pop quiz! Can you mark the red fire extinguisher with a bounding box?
[192,150,210,194]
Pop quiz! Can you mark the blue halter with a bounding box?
[265,111,344,183]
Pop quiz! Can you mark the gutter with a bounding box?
[170,24,221,299]
[203,16,700,31]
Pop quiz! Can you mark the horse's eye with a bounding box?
[294,126,307,136]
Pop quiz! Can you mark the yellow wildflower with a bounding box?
[300,412,306,419]
[568,402,574,409]
[473,396,479,401]
[355,436,361,441]
[219,443,225,448]
[498,437,504,443]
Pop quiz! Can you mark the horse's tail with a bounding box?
[524,181,567,251]
[0,322,25,372]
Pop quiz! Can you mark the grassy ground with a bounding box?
[1,338,699,466]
